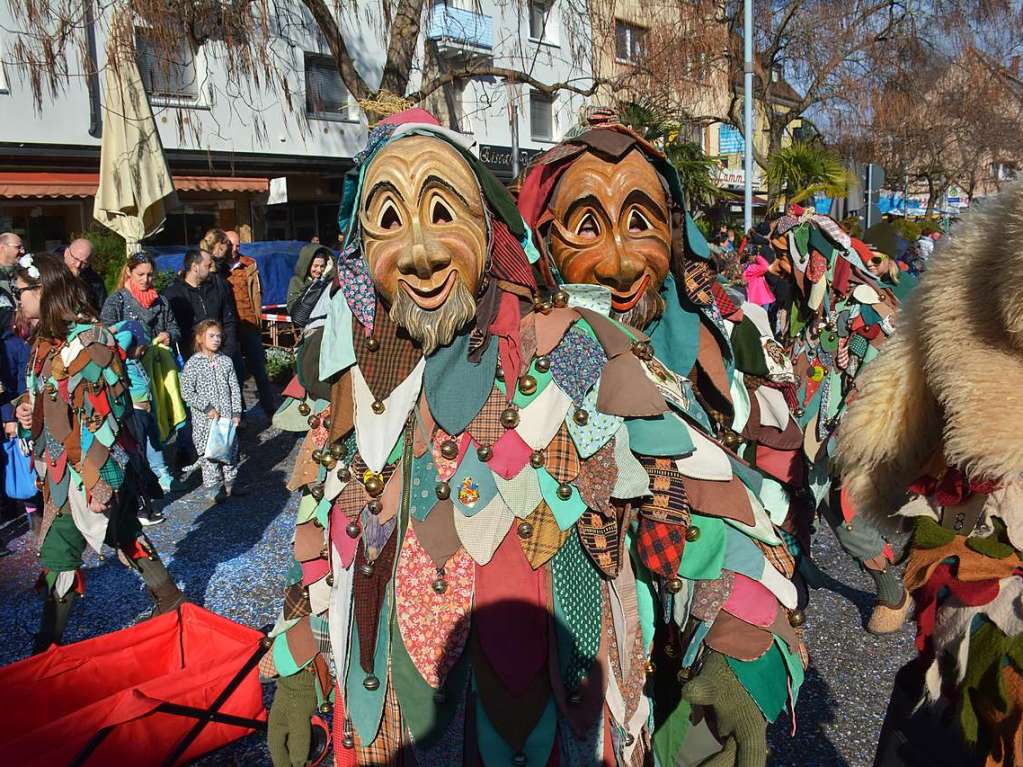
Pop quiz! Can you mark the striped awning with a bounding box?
[0,172,269,199]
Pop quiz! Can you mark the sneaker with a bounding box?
[211,485,229,504]
[227,482,248,497]
[140,510,166,526]
[157,474,175,493]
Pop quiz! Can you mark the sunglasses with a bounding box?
[870,254,886,265]
[12,284,40,301]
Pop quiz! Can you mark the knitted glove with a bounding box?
[268,672,317,767]
[681,651,768,767]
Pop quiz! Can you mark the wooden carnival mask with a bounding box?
[360,135,487,352]
[548,148,671,328]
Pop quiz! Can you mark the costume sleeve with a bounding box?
[226,355,242,417]
[99,290,122,327]
[179,357,212,415]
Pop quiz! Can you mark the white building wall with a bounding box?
[0,1,593,163]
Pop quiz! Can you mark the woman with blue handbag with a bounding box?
[1,304,40,547]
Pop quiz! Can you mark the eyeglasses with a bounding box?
[12,284,40,302]
[3,241,25,253]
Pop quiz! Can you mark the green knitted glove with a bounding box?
[268,672,317,767]
[681,651,768,767]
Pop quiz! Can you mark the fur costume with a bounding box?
[838,180,1023,763]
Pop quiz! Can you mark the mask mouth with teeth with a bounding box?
[358,133,489,354]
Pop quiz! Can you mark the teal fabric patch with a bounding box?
[551,532,602,690]
[345,585,392,743]
[537,467,586,530]
[409,451,441,521]
[450,449,499,517]
[677,514,726,581]
[565,378,621,458]
[425,328,499,436]
[271,632,303,677]
[681,619,711,667]
[319,290,356,380]
[722,526,768,582]
[626,411,695,457]
[475,696,556,767]
[726,642,790,723]
[646,274,701,377]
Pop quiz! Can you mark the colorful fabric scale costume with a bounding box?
[769,211,909,629]
[517,117,807,766]
[838,181,1023,766]
[22,321,183,653]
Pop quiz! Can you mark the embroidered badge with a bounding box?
[457,476,481,508]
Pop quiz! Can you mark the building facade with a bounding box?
[0,1,593,250]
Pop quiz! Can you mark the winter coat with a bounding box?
[80,267,108,313]
[163,275,238,357]
[101,289,181,347]
[743,255,776,305]
[226,255,263,329]
[0,326,29,424]
[286,244,334,320]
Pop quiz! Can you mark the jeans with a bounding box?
[233,325,275,415]
[134,408,170,480]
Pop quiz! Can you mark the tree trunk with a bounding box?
[380,0,427,97]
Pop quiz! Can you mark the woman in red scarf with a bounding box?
[99,252,180,351]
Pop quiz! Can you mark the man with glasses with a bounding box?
[0,232,25,309]
[62,238,107,312]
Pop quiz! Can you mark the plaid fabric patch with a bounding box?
[775,214,799,236]
[355,670,404,764]
[354,532,397,673]
[711,281,740,318]
[545,424,580,484]
[683,259,715,307]
[637,456,691,526]
[490,217,536,290]
[335,478,370,522]
[467,386,506,447]
[577,509,622,578]
[518,500,571,569]
[283,581,311,621]
[755,537,796,579]
[97,455,124,488]
[635,515,686,577]
[814,215,851,248]
[575,439,617,516]
[352,307,423,402]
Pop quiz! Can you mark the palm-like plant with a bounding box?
[617,102,722,211]
[766,142,849,206]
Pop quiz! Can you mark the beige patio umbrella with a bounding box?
[93,11,178,254]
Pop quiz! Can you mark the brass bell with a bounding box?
[360,562,375,577]
[556,483,573,501]
[686,526,700,542]
[345,521,360,538]
[722,430,742,450]
[371,400,385,415]
[298,402,311,416]
[788,609,806,628]
[363,674,380,690]
[553,289,569,308]
[436,481,451,500]
[518,375,537,396]
[666,577,684,593]
[538,301,552,314]
[319,702,333,715]
[322,455,337,471]
[367,499,382,515]
[311,449,324,463]
[330,443,345,459]
[535,356,551,373]
[625,733,635,746]
[432,578,448,594]
[364,474,384,497]
[325,573,334,587]
[338,466,352,482]
[644,659,656,674]
[495,365,505,382]
[794,407,805,418]
[366,337,380,352]
[517,521,533,538]
[512,754,528,767]
[529,450,545,468]
[440,440,459,460]
[573,409,589,426]
[341,736,355,749]
[500,407,520,429]
[322,416,332,431]
[310,484,324,501]
[477,445,493,462]
[307,416,320,428]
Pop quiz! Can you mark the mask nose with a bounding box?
[593,236,644,292]
[398,221,452,280]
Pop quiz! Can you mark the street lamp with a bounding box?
[743,0,754,231]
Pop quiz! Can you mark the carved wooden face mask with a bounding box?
[360,135,487,352]
[548,149,672,328]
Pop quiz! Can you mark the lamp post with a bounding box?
[743,0,754,231]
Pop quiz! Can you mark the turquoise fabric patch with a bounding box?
[425,329,499,436]
[727,642,790,723]
[565,379,621,458]
[647,275,701,377]
[626,411,695,457]
[677,514,726,581]
[408,451,441,521]
[450,449,499,517]
[345,586,392,743]
[475,696,556,767]
[537,467,586,530]
[319,290,356,380]
[722,526,768,581]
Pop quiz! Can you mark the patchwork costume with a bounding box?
[838,180,1023,766]
[769,211,908,627]
[517,118,807,766]
[21,321,183,653]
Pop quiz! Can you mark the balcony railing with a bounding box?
[426,6,493,53]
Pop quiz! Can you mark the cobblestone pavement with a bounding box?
[0,418,915,766]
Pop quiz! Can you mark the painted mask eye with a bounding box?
[432,198,454,224]
[628,209,651,233]
[576,213,600,239]
[380,202,401,230]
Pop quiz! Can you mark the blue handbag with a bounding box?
[2,437,36,500]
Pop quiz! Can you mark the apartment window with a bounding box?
[993,162,1018,181]
[528,2,552,42]
[530,91,555,141]
[305,54,352,121]
[615,20,645,64]
[136,29,199,102]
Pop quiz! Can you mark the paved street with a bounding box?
[0,420,915,766]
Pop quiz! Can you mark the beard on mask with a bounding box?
[613,286,665,330]
[389,278,478,355]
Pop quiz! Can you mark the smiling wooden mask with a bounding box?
[548,148,671,327]
[359,135,487,352]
